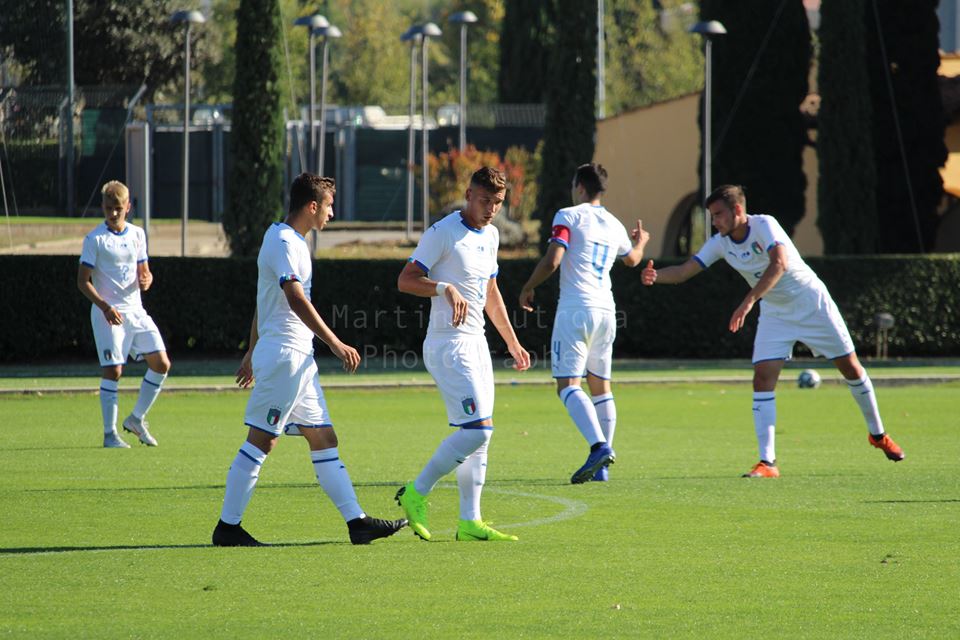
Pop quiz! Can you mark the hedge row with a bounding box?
[1,254,957,364]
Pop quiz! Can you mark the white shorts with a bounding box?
[550,308,616,379]
[423,335,494,427]
[244,342,332,437]
[91,306,166,367]
[753,289,855,363]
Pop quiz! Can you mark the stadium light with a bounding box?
[420,22,442,234]
[294,13,329,173]
[170,9,206,257]
[689,20,727,244]
[401,25,423,242]
[314,24,342,177]
[448,11,478,152]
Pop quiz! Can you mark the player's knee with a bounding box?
[154,353,171,374]
[102,365,122,381]
[555,378,579,396]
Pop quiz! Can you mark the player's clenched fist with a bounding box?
[641,259,657,285]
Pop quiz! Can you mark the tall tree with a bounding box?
[223,0,285,256]
[534,0,597,249]
[866,0,945,253]
[818,0,877,254]
[497,0,550,103]
[700,0,812,236]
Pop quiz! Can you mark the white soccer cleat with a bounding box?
[103,431,131,449]
[122,414,158,446]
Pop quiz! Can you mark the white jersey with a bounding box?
[694,214,826,314]
[409,211,499,338]
[79,222,148,312]
[255,222,315,354]
[549,204,632,312]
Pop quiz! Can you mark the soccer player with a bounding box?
[641,184,905,477]
[212,173,406,546]
[78,180,170,449]
[395,167,531,542]
[519,163,650,483]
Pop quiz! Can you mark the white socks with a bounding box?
[559,386,605,446]
[846,374,884,435]
[414,428,491,496]
[220,442,267,525]
[456,441,488,521]
[592,393,617,447]
[752,392,776,463]
[132,369,166,420]
[310,447,364,522]
[99,379,119,434]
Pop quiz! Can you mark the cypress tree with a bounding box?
[700,0,812,236]
[866,0,945,252]
[817,0,878,254]
[497,1,550,103]
[534,0,597,249]
[223,0,285,257]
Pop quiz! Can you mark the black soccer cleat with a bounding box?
[212,519,266,547]
[347,516,408,545]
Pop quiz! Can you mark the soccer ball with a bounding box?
[797,369,822,389]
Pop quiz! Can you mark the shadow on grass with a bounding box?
[864,498,960,504]
[0,540,343,556]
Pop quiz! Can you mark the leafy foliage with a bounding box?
[222,0,286,257]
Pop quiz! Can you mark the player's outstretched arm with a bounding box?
[77,263,122,325]
[519,243,565,312]
[729,244,788,333]
[641,258,703,286]
[398,260,469,326]
[282,280,360,372]
[486,278,531,371]
[621,220,650,268]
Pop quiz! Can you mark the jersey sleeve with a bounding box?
[615,221,632,258]
[490,226,500,278]
[136,228,148,263]
[753,215,790,252]
[270,235,307,288]
[693,234,723,269]
[409,223,448,275]
[79,233,97,268]
[549,209,573,248]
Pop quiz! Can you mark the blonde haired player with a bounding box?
[642,184,905,477]
[77,180,170,448]
[395,166,531,542]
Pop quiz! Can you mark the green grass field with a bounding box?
[1,381,958,638]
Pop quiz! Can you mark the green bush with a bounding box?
[1,254,956,364]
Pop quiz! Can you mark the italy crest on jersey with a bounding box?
[267,406,282,426]
[461,396,477,416]
[751,241,763,255]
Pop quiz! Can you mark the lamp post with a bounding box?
[401,25,423,241]
[597,0,605,120]
[420,22,441,233]
[448,11,477,152]
[314,24,341,177]
[171,9,205,257]
[294,13,329,173]
[689,20,726,243]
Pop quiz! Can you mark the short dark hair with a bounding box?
[705,184,746,211]
[470,166,506,192]
[573,163,608,197]
[289,173,336,213]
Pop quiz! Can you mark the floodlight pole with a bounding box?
[316,25,341,177]
[449,12,478,151]
[402,27,422,241]
[66,0,75,216]
[171,10,205,256]
[690,20,727,243]
[420,23,441,233]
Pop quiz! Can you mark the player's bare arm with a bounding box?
[281,280,360,373]
[236,311,259,388]
[621,220,650,268]
[137,261,153,292]
[77,263,122,325]
[398,260,469,327]
[519,243,565,312]
[486,278,531,371]
[641,258,703,286]
[729,244,788,333]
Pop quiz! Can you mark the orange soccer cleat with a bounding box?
[869,433,905,462]
[741,461,780,478]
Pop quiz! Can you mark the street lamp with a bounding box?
[294,13,329,173]
[401,25,423,241]
[420,22,441,234]
[314,24,342,177]
[170,9,205,257]
[689,19,726,244]
[448,11,477,152]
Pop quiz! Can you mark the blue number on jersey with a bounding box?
[590,242,610,281]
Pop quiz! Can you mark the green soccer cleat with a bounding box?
[395,482,431,541]
[455,519,519,542]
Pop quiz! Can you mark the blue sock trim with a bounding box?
[238,448,263,466]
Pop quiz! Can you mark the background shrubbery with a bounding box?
[2,255,957,363]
